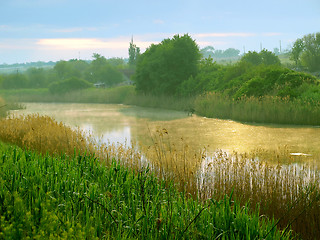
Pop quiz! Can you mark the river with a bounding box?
[11,102,320,167]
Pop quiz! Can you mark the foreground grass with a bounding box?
[0,142,290,239]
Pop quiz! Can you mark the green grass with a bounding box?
[0,142,291,239]
[195,93,320,125]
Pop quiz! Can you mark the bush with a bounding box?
[49,77,92,94]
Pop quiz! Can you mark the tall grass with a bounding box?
[0,133,289,238]
[135,129,320,239]
[0,96,6,118]
[195,92,320,125]
[0,114,319,238]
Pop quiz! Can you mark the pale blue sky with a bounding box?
[0,0,319,64]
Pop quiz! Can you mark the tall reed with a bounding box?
[195,92,320,125]
[0,113,319,238]
[0,141,289,239]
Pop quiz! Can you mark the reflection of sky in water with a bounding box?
[81,123,131,146]
[11,103,320,166]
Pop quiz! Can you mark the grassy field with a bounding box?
[0,117,290,239]
[1,114,320,238]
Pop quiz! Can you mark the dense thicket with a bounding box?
[178,51,319,101]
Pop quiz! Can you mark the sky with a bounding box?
[0,0,319,64]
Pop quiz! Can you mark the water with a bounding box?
[11,102,320,166]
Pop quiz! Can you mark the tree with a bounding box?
[200,46,215,58]
[290,33,320,71]
[128,37,140,66]
[260,49,281,65]
[300,33,320,72]
[26,67,47,88]
[240,50,280,66]
[134,34,200,95]
[48,77,92,94]
[223,48,240,58]
[290,38,304,67]
[86,53,124,87]
[240,51,262,65]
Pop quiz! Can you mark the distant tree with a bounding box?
[86,53,124,87]
[1,72,28,89]
[290,38,304,67]
[240,51,262,65]
[259,49,281,65]
[200,46,215,58]
[240,50,280,66]
[223,48,240,58]
[26,67,47,88]
[300,33,320,72]
[106,58,125,67]
[48,77,92,94]
[53,59,87,80]
[134,34,200,95]
[128,38,140,66]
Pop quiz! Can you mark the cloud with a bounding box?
[153,19,165,25]
[262,32,282,37]
[195,32,256,38]
[36,38,155,50]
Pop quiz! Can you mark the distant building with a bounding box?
[93,82,106,88]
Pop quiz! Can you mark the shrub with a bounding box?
[48,77,92,95]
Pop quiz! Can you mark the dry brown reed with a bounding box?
[0,114,319,238]
[0,96,6,118]
[0,114,96,156]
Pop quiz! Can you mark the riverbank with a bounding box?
[0,134,289,239]
[1,114,320,238]
[2,86,320,125]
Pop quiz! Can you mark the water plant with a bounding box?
[0,114,319,238]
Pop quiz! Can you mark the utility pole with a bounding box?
[243,46,246,55]
[260,42,262,51]
[279,40,282,53]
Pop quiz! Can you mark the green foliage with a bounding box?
[0,143,289,239]
[1,72,29,89]
[54,59,89,80]
[290,32,320,72]
[134,34,201,95]
[128,38,140,66]
[195,93,320,125]
[86,54,124,87]
[25,67,48,88]
[240,50,281,66]
[48,77,92,95]
[200,46,240,59]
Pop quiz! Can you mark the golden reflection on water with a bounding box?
[12,103,320,166]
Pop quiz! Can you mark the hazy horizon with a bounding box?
[1,0,319,64]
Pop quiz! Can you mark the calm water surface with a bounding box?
[12,103,320,166]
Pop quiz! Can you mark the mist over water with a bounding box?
[12,102,320,166]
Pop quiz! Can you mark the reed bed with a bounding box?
[0,114,319,238]
[0,135,288,239]
[136,129,320,239]
[0,114,96,156]
[0,96,6,118]
[195,92,320,125]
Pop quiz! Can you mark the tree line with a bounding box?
[0,54,127,94]
[133,33,320,102]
